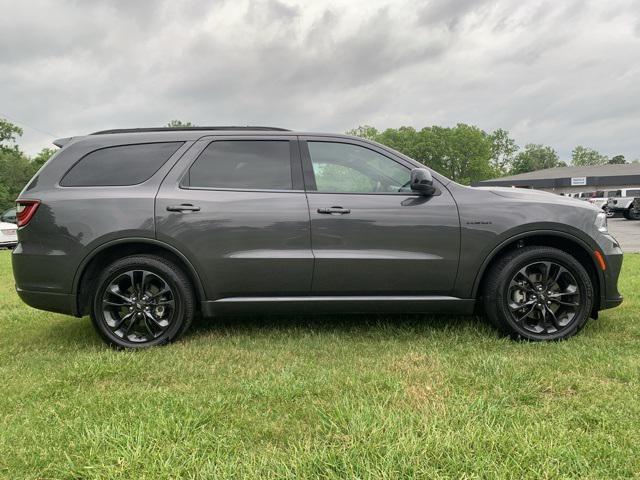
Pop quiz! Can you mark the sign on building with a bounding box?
[571,177,587,186]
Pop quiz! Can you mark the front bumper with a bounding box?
[598,233,624,311]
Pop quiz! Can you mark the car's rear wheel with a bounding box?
[90,255,195,348]
[483,246,594,341]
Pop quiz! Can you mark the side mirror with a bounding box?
[410,168,436,196]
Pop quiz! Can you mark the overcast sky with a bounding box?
[1,0,639,161]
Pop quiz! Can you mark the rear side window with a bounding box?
[627,189,640,196]
[60,142,183,187]
[188,140,292,190]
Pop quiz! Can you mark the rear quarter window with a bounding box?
[60,142,183,187]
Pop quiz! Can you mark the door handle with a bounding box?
[166,204,201,212]
[317,206,351,215]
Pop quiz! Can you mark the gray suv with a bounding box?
[12,127,623,347]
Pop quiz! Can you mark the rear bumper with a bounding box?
[15,287,76,316]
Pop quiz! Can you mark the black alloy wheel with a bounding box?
[91,255,195,348]
[506,261,580,336]
[483,246,593,341]
[102,269,176,343]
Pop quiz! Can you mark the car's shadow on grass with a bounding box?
[35,313,495,350]
[185,312,494,341]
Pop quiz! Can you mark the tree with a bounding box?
[31,148,57,169]
[346,125,379,140]
[438,124,493,185]
[0,149,37,211]
[348,124,494,185]
[488,128,519,175]
[608,154,626,165]
[511,144,563,175]
[572,146,608,166]
[0,119,55,211]
[0,118,23,152]
[166,120,194,127]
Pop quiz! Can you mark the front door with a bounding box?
[155,135,313,300]
[301,137,460,295]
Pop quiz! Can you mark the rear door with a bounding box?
[300,136,460,295]
[155,135,313,300]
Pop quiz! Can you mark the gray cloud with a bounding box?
[1,0,639,162]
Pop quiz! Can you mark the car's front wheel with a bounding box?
[624,207,640,220]
[483,246,594,341]
[90,255,195,348]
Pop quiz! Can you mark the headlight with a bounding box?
[595,212,608,232]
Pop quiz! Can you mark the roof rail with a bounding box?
[90,126,291,135]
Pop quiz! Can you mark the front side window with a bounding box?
[61,142,183,187]
[307,141,410,193]
[188,140,292,190]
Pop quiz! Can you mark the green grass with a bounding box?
[0,250,639,479]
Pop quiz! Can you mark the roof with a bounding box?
[480,163,640,183]
[475,163,640,189]
[90,126,291,135]
[53,126,292,147]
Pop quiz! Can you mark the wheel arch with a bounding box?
[472,230,604,315]
[72,238,205,317]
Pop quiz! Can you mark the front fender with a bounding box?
[461,226,605,301]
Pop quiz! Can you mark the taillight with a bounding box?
[16,200,40,227]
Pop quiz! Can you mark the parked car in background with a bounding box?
[587,190,620,217]
[0,221,18,249]
[606,188,640,220]
[11,127,623,347]
[1,208,16,224]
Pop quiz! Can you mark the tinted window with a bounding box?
[61,142,182,187]
[307,141,410,193]
[607,190,621,197]
[188,141,292,190]
[627,189,640,196]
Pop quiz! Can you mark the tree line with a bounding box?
[348,124,636,185]
[0,119,56,211]
[0,117,635,213]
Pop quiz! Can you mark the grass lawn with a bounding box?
[0,250,639,479]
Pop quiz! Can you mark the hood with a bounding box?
[474,186,599,210]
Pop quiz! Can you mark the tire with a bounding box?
[626,208,640,220]
[90,255,195,348]
[482,246,594,341]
